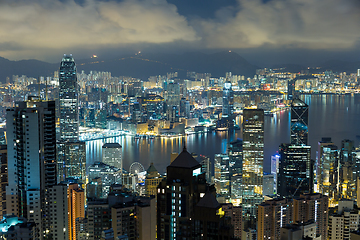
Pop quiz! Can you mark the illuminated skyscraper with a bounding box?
[288,79,295,100]
[59,54,79,141]
[102,143,122,172]
[318,145,339,206]
[68,183,85,240]
[242,109,264,217]
[6,98,57,237]
[228,139,243,204]
[222,81,234,117]
[214,154,230,201]
[290,98,308,146]
[278,144,312,197]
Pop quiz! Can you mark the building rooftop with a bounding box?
[146,162,158,174]
[169,146,201,169]
[102,143,122,148]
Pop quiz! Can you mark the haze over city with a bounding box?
[1,0,360,65]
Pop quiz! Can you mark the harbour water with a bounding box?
[86,94,360,173]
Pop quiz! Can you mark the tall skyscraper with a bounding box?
[287,79,295,100]
[290,98,308,146]
[6,98,56,237]
[59,54,79,141]
[318,145,339,206]
[228,139,243,204]
[214,154,230,201]
[68,183,85,240]
[339,139,356,200]
[278,144,312,197]
[222,81,234,117]
[0,145,7,219]
[242,109,264,217]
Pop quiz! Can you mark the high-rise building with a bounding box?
[316,137,333,188]
[59,54,79,141]
[278,144,312,197]
[102,143,122,171]
[57,141,86,184]
[165,82,181,122]
[242,109,264,217]
[6,98,56,237]
[263,173,275,196]
[328,200,359,240]
[214,154,230,202]
[0,145,7,219]
[290,98,308,146]
[86,200,111,240]
[339,139,356,200]
[271,154,280,195]
[257,198,293,240]
[287,79,295,100]
[318,145,339,206]
[293,193,328,240]
[228,139,243,204]
[157,147,217,239]
[222,81,234,117]
[68,183,85,240]
[46,184,69,240]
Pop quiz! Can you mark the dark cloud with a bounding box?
[0,0,359,62]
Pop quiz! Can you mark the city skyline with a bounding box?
[0,0,359,65]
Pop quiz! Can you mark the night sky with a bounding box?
[1,0,360,64]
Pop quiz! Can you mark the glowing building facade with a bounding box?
[242,109,264,217]
[290,98,308,146]
[59,55,79,141]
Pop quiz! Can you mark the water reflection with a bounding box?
[86,95,360,174]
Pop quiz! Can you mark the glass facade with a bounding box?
[290,98,308,146]
[278,144,312,197]
[228,139,243,204]
[59,55,79,141]
[222,81,234,117]
[242,109,264,217]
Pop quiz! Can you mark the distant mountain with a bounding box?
[0,57,57,82]
[0,52,258,82]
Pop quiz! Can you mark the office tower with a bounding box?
[263,173,275,196]
[157,147,216,240]
[290,98,308,145]
[102,143,122,172]
[271,154,280,195]
[257,198,293,240]
[242,109,264,217]
[46,184,69,240]
[293,193,328,239]
[67,183,85,240]
[287,79,295,100]
[145,163,163,198]
[316,137,333,187]
[198,154,211,184]
[222,81,234,117]
[278,144,312,197]
[169,105,179,122]
[0,145,7,219]
[88,162,122,198]
[165,82,181,122]
[328,200,359,240]
[57,141,86,184]
[339,139,356,200]
[318,145,339,206]
[214,154,230,202]
[228,139,243,204]
[6,98,56,237]
[59,54,79,141]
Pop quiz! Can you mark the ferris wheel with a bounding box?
[129,162,145,175]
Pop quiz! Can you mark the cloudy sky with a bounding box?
[1,0,360,64]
